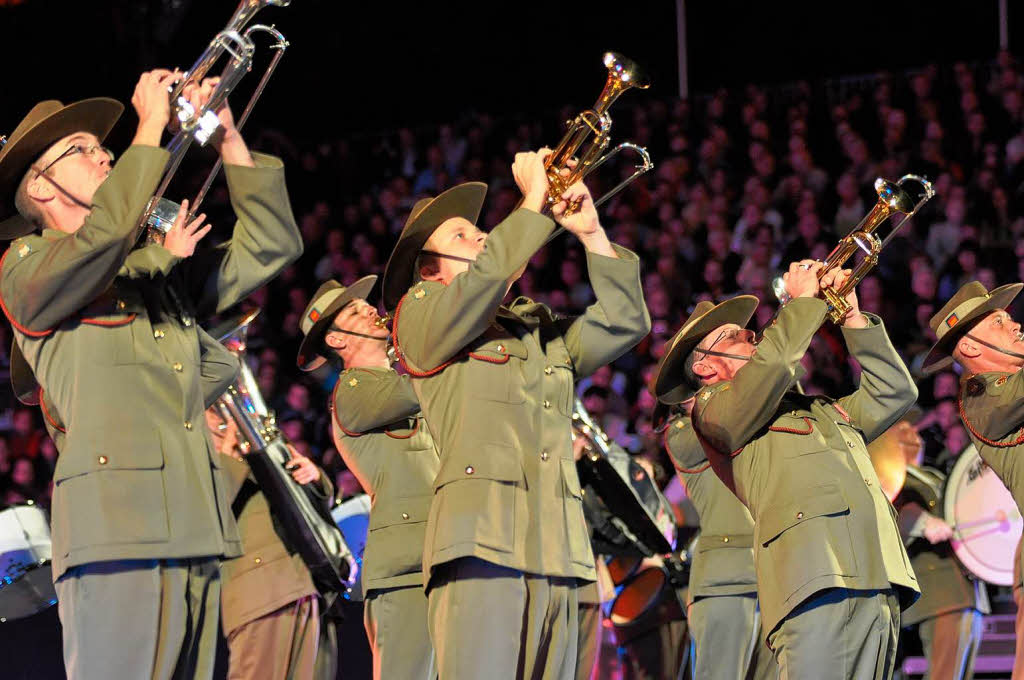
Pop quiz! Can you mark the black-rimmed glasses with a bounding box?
[36,144,115,176]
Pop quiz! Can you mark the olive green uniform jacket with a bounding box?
[958,369,1024,587]
[691,297,919,639]
[330,366,439,593]
[663,415,757,599]
[392,208,651,583]
[0,144,303,580]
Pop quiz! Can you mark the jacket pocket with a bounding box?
[466,337,527,404]
[365,494,434,578]
[561,458,593,566]
[758,484,857,590]
[429,442,523,554]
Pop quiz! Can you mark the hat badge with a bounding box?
[945,313,959,328]
[308,308,320,323]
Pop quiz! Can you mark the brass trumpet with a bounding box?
[772,174,935,323]
[544,52,653,219]
[142,0,292,245]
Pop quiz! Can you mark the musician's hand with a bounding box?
[131,68,180,146]
[162,199,212,258]
[819,267,867,328]
[512,147,553,213]
[782,259,822,300]
[572,433,588,461]
[922,515,955,544]
[182,77,254,167]
[285,446,321,486]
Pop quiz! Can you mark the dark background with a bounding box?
[1,0,1021,144]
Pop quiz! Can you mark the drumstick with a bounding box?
[952,508,1022,534]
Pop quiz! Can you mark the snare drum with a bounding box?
[330,494,370,601]
[0,503,56,621]
[944,444,1023,586]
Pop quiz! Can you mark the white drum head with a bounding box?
[944,444,1023,586]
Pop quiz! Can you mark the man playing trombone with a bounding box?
[922,280,1024,679]
[656,261,919,679]
[383,149,650,678]
[0,70,302,678]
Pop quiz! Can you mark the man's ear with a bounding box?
[26,174,54,203]
[324,331,346,351]
[692,358,716,382]
[956,335,982,360]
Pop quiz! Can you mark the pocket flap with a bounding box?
[432,442,523,489]
[759,485,849,546]
[560,458,583,499]
[369,493,434,530]
[55,431,165,481]
[696,534,754,552]
[469,336,528,362]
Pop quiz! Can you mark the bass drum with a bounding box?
[330,494,371,601]
[944,444,1023,586]
[0,503,56,621]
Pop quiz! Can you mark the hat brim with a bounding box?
[381,182,487,311]
[297,275,378,371]
[0,98,124,237]
[10,340,39,406]
[653,296,759,404]
[921,283,1023,375]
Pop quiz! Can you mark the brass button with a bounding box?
[675,420,685,429]
[254,557,262,565]
[722,536,730,543]
[846,440,854,448]
[154,329,165,339]
[98,455,108,465]
[864,478,872,487]
[465,466,474,475]
[173,362,183,372]
[543,399,551,409]
[928,500,936,508]
[497,344,505,353]
[544,366,553,375]
[541,450,549,461]
[796,512,804,520]
[116,300,126,310]
[184,421,193,430]
[401,512,410,520]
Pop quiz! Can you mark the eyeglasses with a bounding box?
[697,327,756,361]
[35,143,115,176]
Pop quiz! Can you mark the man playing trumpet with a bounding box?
[655,260,919,679]
[0,69,302,677]
[922,281,1024,679]
[383,148,650,678]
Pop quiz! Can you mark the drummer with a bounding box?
[923,280,1024,679]
[879,414,990,680]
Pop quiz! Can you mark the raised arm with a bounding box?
[0,145,170,333]
[559,244,651,379]
[836,314,918,443]
[333,369,421,433]
[694,297,827,453]
[175,152,302,317]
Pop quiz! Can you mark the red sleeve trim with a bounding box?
[0,249,55,338]
[80,313,137,327]
[384,417,420,440]
[39,388,66,434]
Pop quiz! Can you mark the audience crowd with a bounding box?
[3,52,1024,520]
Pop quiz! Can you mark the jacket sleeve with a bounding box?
[693,297,827,453]
[176,153,303,317]
[962,371,1024,441]
[0,146,169,333]
[559,245,651,379]
[393,208,556,373]
[836,313,918,443]
[333,370,421,433]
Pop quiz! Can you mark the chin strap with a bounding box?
[420,249,476,265]
[35,172,91,210]
[332,328,389,341]
[965,333,1024,360]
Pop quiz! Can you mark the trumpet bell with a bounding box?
[604,52,650,91]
